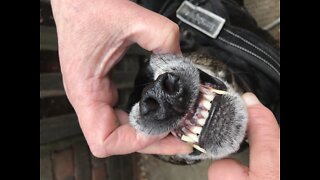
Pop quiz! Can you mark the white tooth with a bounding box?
[188,133,199,142]
[210,88,228,95]
[201,110,209,119]
[181,135,197,143]
[189,126,202,135]
[197,118,206,126]
[182,128,199,142]
[192,144,207,153]
[201,100,211,110]
[203,94,215,101]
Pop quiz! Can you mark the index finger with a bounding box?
[242,93,280,178]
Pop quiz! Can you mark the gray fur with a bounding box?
[129,54,200,135]
[128,54,248,161]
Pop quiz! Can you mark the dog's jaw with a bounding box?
[128,54,248,162]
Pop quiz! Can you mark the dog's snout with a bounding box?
[140,73,186,119]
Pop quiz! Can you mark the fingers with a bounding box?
[77,103,166,158]
[138,135,193,155]
[104,124,163,157]
[242,93,280,179]
[208,159,248,180]
[51,0,184,159]
[127,1,181,54]
[115,109,129,124]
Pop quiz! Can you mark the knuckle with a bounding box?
[169,23,180,35]
[88,144,109,158]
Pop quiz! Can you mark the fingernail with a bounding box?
[242,92,261,106]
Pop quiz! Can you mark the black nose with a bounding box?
[140,73,187,120]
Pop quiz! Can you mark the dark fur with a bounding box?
[126,0,279,164]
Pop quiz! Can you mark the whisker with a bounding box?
[160,56,169,64]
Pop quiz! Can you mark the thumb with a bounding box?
[242,92,280,179]
[208,159,248,180]
[128,2,181,54]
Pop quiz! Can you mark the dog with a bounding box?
[126,0,280,165]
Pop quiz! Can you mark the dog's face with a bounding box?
[128,53,248,164]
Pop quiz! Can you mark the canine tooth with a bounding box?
[201,110,209,119]
[201,100,211,110]
[210,88,228,95]
[181,135,197,143]
[192,144,207,153]
[197,118,206,126]
[188,126,202,135]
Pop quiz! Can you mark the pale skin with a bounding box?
[51,0,279,179]
[209,93,280,180]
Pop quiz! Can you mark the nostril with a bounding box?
[162,73,180,95]
[140,97,160,115]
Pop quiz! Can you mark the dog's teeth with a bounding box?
[203,94,215,101]
[201,110,209,119]
[188,126,202,135]
[197,118,206,126]
[192,144,207,153]
[201,100,211,110]
[181,135,197,143]
[182,128,199,142]
[188,133,199,142]
[209,88,228,95]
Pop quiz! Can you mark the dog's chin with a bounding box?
[171,74,248,160]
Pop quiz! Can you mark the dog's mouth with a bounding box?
[129,54,248,160]
[171,70,229,154]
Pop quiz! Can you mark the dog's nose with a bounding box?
[140,73,187,120]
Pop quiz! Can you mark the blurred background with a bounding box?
[40,0,279,180]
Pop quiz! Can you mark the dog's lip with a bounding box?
[198,94,222,146]
[187,93,223,156]
[198,69,227,91]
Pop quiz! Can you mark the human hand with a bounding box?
[208,92,280,180]
[50,0,192,157]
